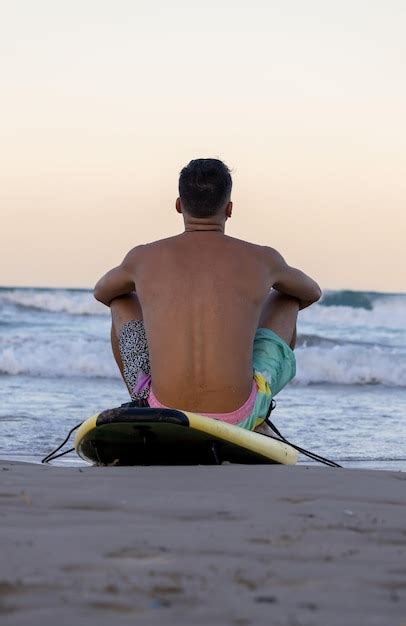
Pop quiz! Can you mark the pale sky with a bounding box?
[1,0,405,291]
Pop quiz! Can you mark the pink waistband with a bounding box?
[148,380,258,426]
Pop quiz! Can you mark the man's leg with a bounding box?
[110,293,149,397]
[257,291,299,349]
[254,291,299,437]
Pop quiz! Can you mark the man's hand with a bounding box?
[266,247,322,310]
[94,250,138,306]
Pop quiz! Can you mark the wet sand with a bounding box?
[1,461,405,626]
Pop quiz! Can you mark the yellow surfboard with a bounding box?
[74,406,298,466]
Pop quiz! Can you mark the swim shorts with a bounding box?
[242,327,296,430]
[118,322,296,431]
[119,320,150,401]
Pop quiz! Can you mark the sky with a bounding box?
[1,0,405,292]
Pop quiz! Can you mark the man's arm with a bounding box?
[93,249,138,306]
[266,247,322,310]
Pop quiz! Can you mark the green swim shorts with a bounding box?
[238,327,296,431]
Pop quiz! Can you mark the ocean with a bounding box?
[0,287,405,470]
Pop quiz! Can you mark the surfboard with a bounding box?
[74,405,299,466]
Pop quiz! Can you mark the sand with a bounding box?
[0,461,405,626]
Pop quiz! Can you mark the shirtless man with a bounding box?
[94,159,321,432]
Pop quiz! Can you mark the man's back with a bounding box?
[131,232,272,412]
[94,158,321,421]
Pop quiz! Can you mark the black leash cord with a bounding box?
[41,423,82,464]
[264,416,342,468]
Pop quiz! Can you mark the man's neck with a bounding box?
[183,219,225,234]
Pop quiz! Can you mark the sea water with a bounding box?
[0,287,405,470]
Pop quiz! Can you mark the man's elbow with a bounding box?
[312,284,322,303]
[303,284,322,308]
[93,282,108,306]
[93,286,102,302]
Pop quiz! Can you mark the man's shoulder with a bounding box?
[122,236,178,262]
[224,236,281,258]
[228,240,286,275]
[261,245,284,262]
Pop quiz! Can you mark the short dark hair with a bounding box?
[178,158,232,218]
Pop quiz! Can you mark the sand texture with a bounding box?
[0,461,405,626]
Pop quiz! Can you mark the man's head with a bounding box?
[177,158,232,220]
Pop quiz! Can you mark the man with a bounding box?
[94,158,321,433]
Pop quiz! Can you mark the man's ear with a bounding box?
[176,197,182,214]
[226,201,233,219]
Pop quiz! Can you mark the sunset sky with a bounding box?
[1,0,405,292]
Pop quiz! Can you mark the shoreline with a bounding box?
[1,461,405,625]
[1,455,406,472]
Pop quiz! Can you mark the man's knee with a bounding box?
[265,291,300,309]
[258,291,299,348]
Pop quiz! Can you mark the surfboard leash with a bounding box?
[41,423,82,464]
[264,401,342,468]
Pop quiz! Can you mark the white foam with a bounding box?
[1,333,405,387]
[301,297,406,331]
[1,290,107,316]
[0,336,118,379]
[2,289,406,331]
[295,344,406,387]
[1,289,406,386]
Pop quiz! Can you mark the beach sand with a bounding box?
[1,461,405,626]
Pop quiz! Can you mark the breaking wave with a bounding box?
[301,295,406,331]
[295,344,406,387]
[1,287,405,387]
[0,288,107,316]
[1,334,405,387]
[2,288,405,328]
[0,336,118,379]
[320,290,378,310]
